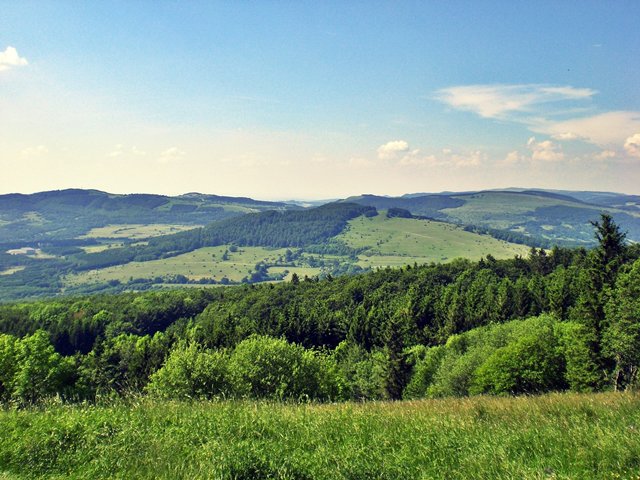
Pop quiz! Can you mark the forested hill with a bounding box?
[0,215,638,405]
[72,202,377,270]
[0,189,297,244]
[197,202,377,247]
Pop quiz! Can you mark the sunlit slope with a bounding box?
[442,191,640,242]
[336,213,531,266]
[345,190,640,245]
[65,246,321,285]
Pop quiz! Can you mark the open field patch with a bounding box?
[0,266,25,276]
[65,246,302,285]
[79,223,203,240]
[337,214,530,264]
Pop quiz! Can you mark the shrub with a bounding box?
[147,342,230,399]
[227,335,339,400]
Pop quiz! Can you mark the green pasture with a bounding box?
[337,214,530,265]
[79,224,202,240]
[64,246,312,285]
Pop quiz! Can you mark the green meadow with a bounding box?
[79,223,202,240]
[337,214,531,265]
[1,392,638,479]
[64,215,533,287]
[65,246,322,285]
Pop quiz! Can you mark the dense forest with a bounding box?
[0,214,638,406]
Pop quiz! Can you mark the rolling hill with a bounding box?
[0,189,298,245]
[1,187,639,302]
[343,189,640,246]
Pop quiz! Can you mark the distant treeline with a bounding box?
[462,224,584,249]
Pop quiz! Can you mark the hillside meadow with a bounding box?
[64,246,313,285]
[337,214,530,264]
[62,214,530,289]
[1,392,639,479]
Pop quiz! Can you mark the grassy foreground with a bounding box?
[1,393,639,479]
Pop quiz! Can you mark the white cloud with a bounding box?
[131,146,147,156]
[394,146,484,168]
[594,150,617,161]
[534,111,640,146]
[624,133,640,158]
[107,145,148,158]
[435,83,595,120]
[377,140,410,160]
[551,132,580,141]
[502,150,525,165]
[0,46,28,72]
[398,152,438,167]
[527,137,564,162]
[20,145,48,158]
[348,156,374,168]
[450,150,485,167]
[435,83,640,148]
[158,147,186,164]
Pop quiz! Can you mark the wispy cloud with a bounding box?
[0,46,28,72]
[436,83,640,149]
[158,147,185,164]
[533,111,640,146]
[107,145,148,158]
[435,83,596,120]
[377,140,484,168]
[20,145,48,158]
[594,150,617,161]
[107,144,125,158]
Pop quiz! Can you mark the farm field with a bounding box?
[1,392,638,479]
[64,246,321,285]
[79,223,202,240]
[337,213,531,264]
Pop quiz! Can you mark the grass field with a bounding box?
[65,216,532,287]
[1,392,638,479]
[65,246,322,285]
[0,266,25,276]
[78,243,125,253]
[337,214,530,266]
[79,224,202,240]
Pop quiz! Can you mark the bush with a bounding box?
[0,330,75,405]
[227,335,339,400]
[147,342,230,399]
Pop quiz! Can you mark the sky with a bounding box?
[1,1,639,199]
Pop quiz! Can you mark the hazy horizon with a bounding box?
[2,2,639,198]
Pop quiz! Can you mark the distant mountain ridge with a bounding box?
[0,189,299,244]
[340,188,640,245]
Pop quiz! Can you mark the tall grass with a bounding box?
[1,392,639,479]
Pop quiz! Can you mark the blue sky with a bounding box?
[1,1,639,198]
